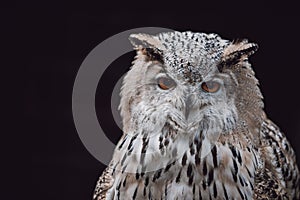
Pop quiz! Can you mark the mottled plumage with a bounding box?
[93,31,300,200]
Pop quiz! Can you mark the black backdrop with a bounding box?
[26,1,300,199]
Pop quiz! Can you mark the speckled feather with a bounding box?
[93,31,300,200]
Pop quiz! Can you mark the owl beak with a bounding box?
[185,95,194,120]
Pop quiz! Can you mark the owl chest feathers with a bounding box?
[108,125,259,200]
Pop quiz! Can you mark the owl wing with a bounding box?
[93,165,115,200]
[254,167,289,199]
[255,119,300,199]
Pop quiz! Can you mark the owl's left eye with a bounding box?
[201,81,221,93]
[157,77,176,90]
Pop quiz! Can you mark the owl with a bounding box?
[93,31,300,200]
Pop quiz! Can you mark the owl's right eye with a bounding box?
[201,81,221,93]
[157,77,176,90]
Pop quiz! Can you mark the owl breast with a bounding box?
[106,126,259,200]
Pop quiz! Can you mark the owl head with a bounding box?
[119,31,265,143]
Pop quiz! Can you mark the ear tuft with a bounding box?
[129,33,165,63]
[129,33,164,50]
[221,39,258,66]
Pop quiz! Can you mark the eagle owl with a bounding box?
[93,31,300,200]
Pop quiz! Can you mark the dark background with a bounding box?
[25,1,300,199]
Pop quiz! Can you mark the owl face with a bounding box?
[120,31,264,142]
[132,62,238,134]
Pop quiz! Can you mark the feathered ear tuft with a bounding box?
[129,33,165,50]
[129,33,165,63]
[221,39,258,67]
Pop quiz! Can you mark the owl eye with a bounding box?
[201,81,220,93]
[157,77,176,90]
